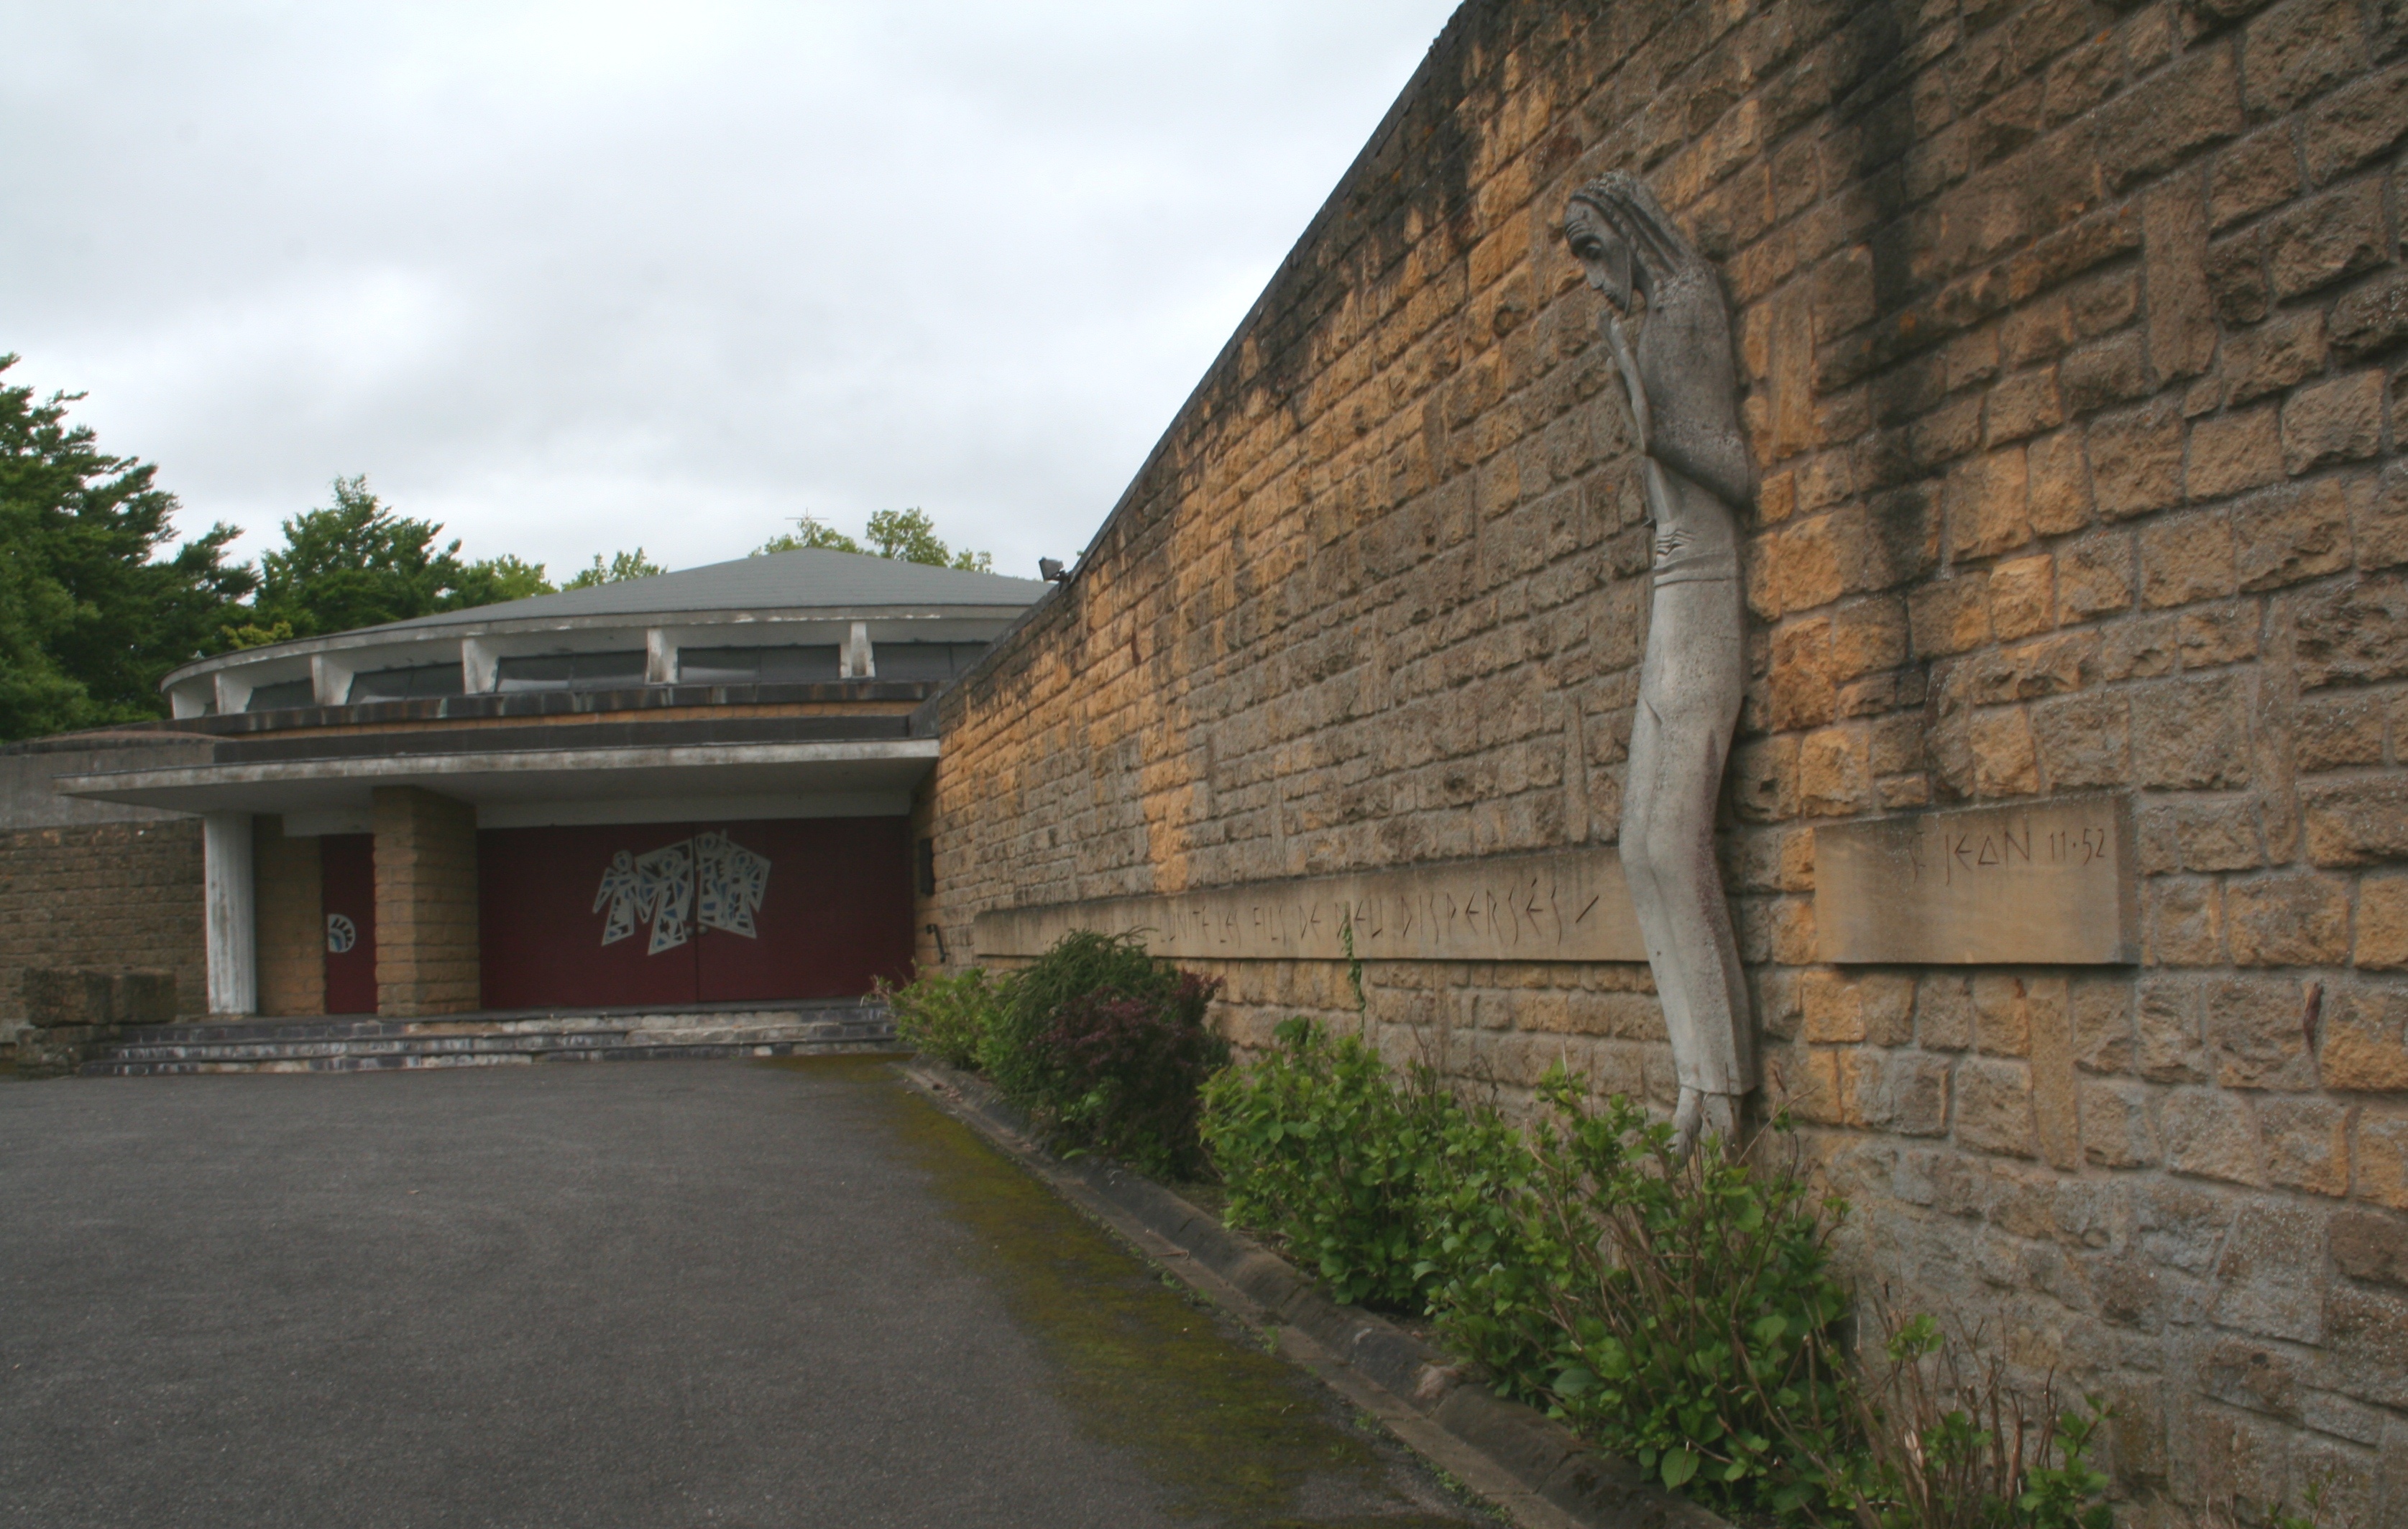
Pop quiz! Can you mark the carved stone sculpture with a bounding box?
[1563,173,1757,1157]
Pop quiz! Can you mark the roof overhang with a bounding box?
[51,738,939,818]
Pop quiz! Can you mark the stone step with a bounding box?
[81,1035,901,1077]
[68,1004,898,1077]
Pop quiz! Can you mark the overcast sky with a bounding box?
[1,1,1461,585]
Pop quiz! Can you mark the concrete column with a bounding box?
[203,811,257,1016]
[311,653,355,707]
[372,786,481,1016]
[844,621,874,679]
[645,628,676,685]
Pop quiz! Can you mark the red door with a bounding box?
[321,834,378,1014]
[477,818,911,1011]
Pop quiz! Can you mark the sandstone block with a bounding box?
[2329,1208,2408,1287]
[2358,877,2408,970]
[1987,556,2054,640]
[2329,271,2408,362]
[2082,1078,2161,1167]
[2225,874,2353,968]
[2026,427,2095,532]
[2281,371,2386,475]
[2353,462,2408,569]
[2225,310,2329,408]
[1798,726,1872,817]
[2030,690,2131,789]
[1909,577,1993,658]
[2089,402,2186,520]
[2322,983,2408,1090]
[2132,674,2252,789]
[2174,799,2265,870]
[1947,449,2034,559]
[2296,694,2386,771]
[1956,1056,2038,1157]
[2302,63,2408,184]
[2210,224,2275,329]
[2260,1096,2352,1195]
[1968,707,2041,796]
[2242,0,2365,114]
[2188,408,2284,500]
[2301,778,2408,866]
[2233,479,2352,590]
[2161,1088,2264,1184]
[2269,180,2389,299]
[2099,44,2243,193]
[2210,127,2305,231]
[2207,973,2318,1088]
[2140,512,2238,607]
[1918,974,1975,1050]
[2294,571,2408,689]
[2072,978,2136,1073]
[2354,1110,2408,1210]
[2207,1200,2328,1344]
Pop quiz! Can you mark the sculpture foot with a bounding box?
[1672,1088,1741,1160]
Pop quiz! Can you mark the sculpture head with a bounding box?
[1563,173,1697,316]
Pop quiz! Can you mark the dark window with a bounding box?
[347,662,467,702]
[244,678,316,712]
[678,645,843,685]
[916,836,935,896]
[872,642,989,681]
[493,651,647,693]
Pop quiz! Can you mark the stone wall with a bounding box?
[920,0,2408,1516]
[254,817,325,1019]
[0,820,206,1028]
[372,786,479,1016]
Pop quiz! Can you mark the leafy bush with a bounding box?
[878,965,1001,1070]
[1199,1018,1453,1308]
[979,929,1228,1179]
[1519,1068,1855,1514]
[1039,970,1227,1178]
[1818,1305,2113,1529]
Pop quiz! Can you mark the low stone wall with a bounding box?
[0,821,206,1034]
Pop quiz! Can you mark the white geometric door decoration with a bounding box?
[593,832,771,954]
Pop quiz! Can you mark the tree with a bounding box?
[239,477,557,637]
[0,355,257,741]
[563,548,665,589]
[754,508,991,571]
[453,554,556,607]
[753,515,863,557]
[247,477,464,637]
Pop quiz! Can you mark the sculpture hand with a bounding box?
[1605,313,1649,449]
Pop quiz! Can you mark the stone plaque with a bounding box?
[1815,796,2138,965]
[973,848,1646,964]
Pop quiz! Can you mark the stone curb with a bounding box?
[896,1059,1727,1529]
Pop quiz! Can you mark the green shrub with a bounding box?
[978,929,1228,1178]
[878,965,1001,1070]
[1200,1018,1453,1308]
[1819,1306,2114,1529]
[1517,1067,1855,1515]
[1414,1096,1569,1403]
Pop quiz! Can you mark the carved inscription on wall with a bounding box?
[1816,796,2138,965]
[973,848,1647,964]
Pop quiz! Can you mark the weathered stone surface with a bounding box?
[974,847,1645,965]
[1817,798,2137,964]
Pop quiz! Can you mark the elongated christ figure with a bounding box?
[1563,173,1757,1156]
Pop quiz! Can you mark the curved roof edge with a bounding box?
[163,547,1052,687]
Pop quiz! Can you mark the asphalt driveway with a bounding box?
[0,1057,1486,1528]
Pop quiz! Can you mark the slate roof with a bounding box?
[362,548,1049,633]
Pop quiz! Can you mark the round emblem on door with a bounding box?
[326,913,357,954]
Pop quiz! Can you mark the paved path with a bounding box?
[0,1057,1487,1528]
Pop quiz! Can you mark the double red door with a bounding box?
[476,817,913,1011]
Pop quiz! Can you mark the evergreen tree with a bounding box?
[0,356,256,741]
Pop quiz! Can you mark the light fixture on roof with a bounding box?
[1038,558,1071,584]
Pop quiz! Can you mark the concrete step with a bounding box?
[73,1004,899,1077]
